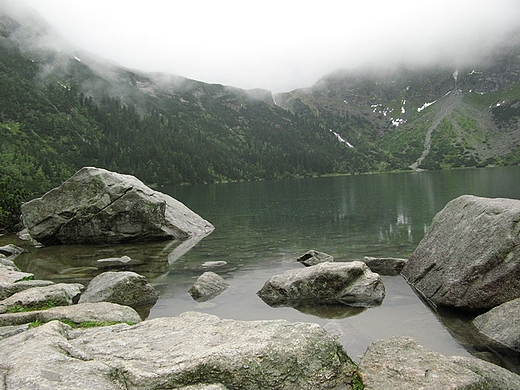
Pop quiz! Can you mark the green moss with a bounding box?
[59,319,136,328]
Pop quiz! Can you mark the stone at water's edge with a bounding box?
[78,271,158,309]
[358,336,520,389]
[401,195,520,311]
[20,167,214,245]
[257,261,385,308]
[362,256,407,276]
[0,312,354,389]
[473,298,520,351]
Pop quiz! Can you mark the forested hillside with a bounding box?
[1,5,520,233]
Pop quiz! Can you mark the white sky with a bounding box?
[15,0,520,92]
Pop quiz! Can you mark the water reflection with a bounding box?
[2,166,520,370]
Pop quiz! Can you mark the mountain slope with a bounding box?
[1,3,520,232]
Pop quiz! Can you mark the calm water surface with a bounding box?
[6,167,520,368]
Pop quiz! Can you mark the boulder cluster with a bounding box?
[1,169,519,389]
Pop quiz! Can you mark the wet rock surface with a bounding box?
[257,261,385,308]
[402,195,520,311]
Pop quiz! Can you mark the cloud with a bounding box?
[13,0,520,92]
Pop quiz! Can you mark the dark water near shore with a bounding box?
[4,166,520,370]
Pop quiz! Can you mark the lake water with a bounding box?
[5,166,520,370]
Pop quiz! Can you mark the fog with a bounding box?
[10,0,520,92]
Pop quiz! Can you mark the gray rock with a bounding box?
[0,268,33,284]
[0,279,55,300]
[175,385,228,390]
[257,261,385,308]
[363,256,408,276]
[21,167,214,245]
[473,298,520,351]
[0,312,354,389]
[188,271,229,302]
[0,283,83,314]
[297,249,334,266]
[0,324,29,340]
[0,257,20,271]
[201,261,228,268]
[0,302,141,327]
[78,271,158,312]
[0,244,24,262]
[402,195,520,311]
[448,355,520,390]
[96,255,144,269]
[358,336,520,389]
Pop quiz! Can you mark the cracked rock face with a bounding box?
[402,195,520,311]
[21,167,214,245]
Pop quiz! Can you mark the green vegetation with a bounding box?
[29,319,136,328]
[1,13,520,234]
[5,300,59,313]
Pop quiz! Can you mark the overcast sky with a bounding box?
[16,0,520,92]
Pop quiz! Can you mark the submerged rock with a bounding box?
[188,271,229,302]
[21,167,214,245]
[402,195,520,311]
[473,298,520,351]
[297,249,334,266]
[257,261,385,308]
[359,336,520,389]
[0,312,354,389]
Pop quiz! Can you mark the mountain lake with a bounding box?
[4,165,520,372]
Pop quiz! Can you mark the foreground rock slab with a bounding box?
[358,336,520,389]
[402,195,520,311]
[21,167,214,245]
[257,261,385,308]
[0,312,354,389]
[473,298,520,351]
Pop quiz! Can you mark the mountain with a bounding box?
[1,2,520,231]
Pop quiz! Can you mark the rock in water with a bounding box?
[401,195,520,311]
[358,336,520,389]
[188,271,229,302]
[21,167,214,245]
[0,312,355,389]
[78,271,158,311]
[257,261,385,308]
[297,250,334,266]
[473,298,520,351]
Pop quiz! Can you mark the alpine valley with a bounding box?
[1,2,520,231]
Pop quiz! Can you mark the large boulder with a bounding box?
[257,261,385,308]
[188,271,229,302]
[0,312,355,389]
[21,167,214,245]
[358,336,520,389]
[401,195,520,311]
[473,298,520,351]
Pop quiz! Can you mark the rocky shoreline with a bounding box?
[1,168,519,389]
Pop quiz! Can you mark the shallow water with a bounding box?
[4,166,520,370]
